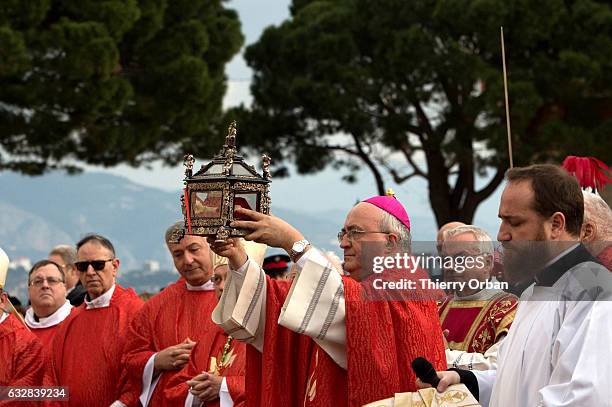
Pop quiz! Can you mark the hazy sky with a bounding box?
[88,0,505,240]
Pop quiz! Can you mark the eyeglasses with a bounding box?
[74,259,114,272]
[29,277,64,287]
[337,229,389,243]
[211,274,223,284]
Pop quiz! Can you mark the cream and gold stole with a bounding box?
[362,384,481,407]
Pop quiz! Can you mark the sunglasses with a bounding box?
[75,259,114,272]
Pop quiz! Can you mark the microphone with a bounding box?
[411,357,440,388]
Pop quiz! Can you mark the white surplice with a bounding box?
[446,339,502,371]
[472,257,612,407]
[212,248,346,367]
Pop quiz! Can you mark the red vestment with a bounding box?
[0,314,45,407]
[164,328,246,407]
[246,269,445,407]
[438,291,518,353]
[245,278,347,407]
[46,285,143,406]
[343,271,447,406]
[31,324,62,349]
[123,281,219,407]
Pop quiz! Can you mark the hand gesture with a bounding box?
[443,329,450,349]
[154,338,195,373]
[231,207,304,252]
[415,370,460,393]
[206,238,247,270]
[187,372,222,402]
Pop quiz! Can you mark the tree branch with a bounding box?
[312,143,360,156]
[474,166,506,202]
[398,142,427,177]
[413,101,434,139]
[386,167,421,184]
[352,133,386,194]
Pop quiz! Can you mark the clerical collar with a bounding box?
[186,280,215,291]
[25,301,72,329]
[0,312,8,325]
[534,244,596,287]
[85,284,116,309]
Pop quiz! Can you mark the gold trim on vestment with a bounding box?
[442,292,516,352]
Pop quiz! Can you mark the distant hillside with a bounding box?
[0,171,181,270]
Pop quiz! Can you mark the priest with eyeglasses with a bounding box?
[25,260,74,348]
[209,191,445,407]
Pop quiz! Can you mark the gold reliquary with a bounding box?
[173,121,271,242]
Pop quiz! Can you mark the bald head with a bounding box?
[581,191,612,257]
[582,191,612,241]
[437,221,466,243]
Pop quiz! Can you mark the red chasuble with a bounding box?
[164,327,246,407]
[123,280,219,407]
[343,271,447,407]
[438,291,517,353]
[46,285,144,407]
[0,314,45,407]
[31,325,61,349]
[246,278,348,407]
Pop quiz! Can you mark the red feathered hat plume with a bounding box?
[562,156,612,191]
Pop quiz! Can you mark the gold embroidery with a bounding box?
[473,329,492,353]
[496,309,517,338]
[443,292,516,353]
[209,335,235,375]
[435,389,468,403]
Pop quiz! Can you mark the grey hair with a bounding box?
[49,245,77,266]
[379,212,412,252]
[583,191,612,240]
[444,225,494,256]
[165,221,185,245]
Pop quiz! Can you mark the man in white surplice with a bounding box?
[419,164,612,407]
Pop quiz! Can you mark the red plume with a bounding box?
[562,156,612,191]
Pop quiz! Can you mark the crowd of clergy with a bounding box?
[0,163,611,407]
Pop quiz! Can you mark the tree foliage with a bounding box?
[0,0,243,174]
[235,0,612,225]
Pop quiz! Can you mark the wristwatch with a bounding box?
[289,239,310,262]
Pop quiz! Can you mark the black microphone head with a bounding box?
[411,356,440,387]
[411,356,433,377]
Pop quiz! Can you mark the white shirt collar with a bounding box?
[0,312,8,325]
[185,280,215,291]
[25,301,72,329]
[85,284,116,309]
